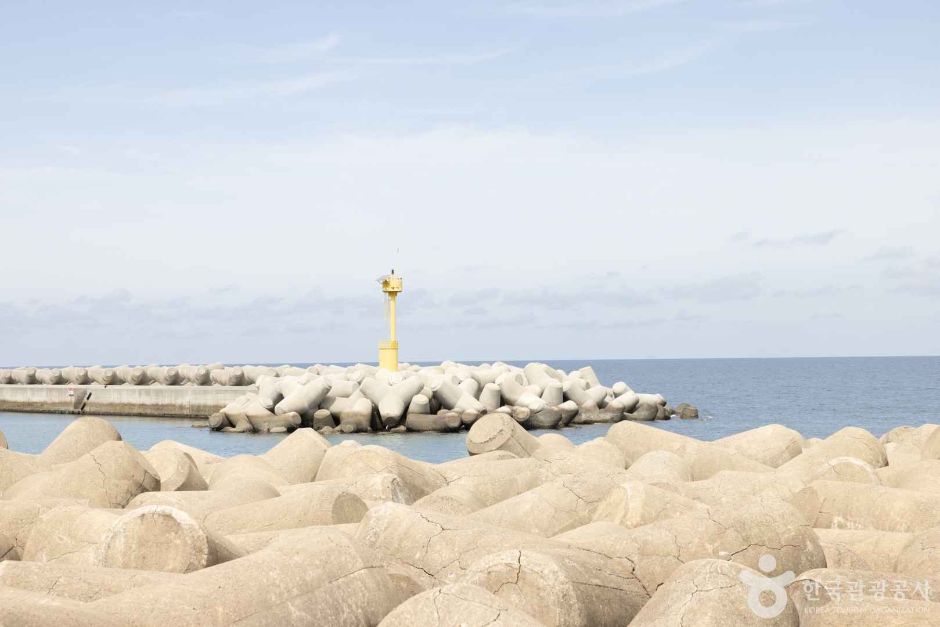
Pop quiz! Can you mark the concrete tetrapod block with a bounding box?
[0,499,88,558]
[316,442,446,499]
[38,416,122,465]
[661,470,806,509]
[466,412,542,457]
[0,588,122,626]
[433,378,486,414]
[338,397,374,432]
[884,441,924,467]
[625,450,692,483]
[273,378,330,417]
[377,582,545,627]
[815,528,914,571]
[0,561,179,602]
[127,479,280,525]
[591,480,710,529]
[22,505,120,565]
[143,447,208,491]
[576,438,626,469]
[776,426,886,481]
[404,412,462,432]
[629,558,798,627]
[0,448,44,492]
[788,567,940,626]
[605,420,700,466]
[714,424,804,468]
[406,393,430,415]
[97,505,244,573]
[876,459,940,495]
[414,457,547,516]
[923,425,940,459]
[896,526,940,578]
[461,546,649,627]
[469,467,630,537]
[209,367,244,386]
[792,480,940,532]
[146,365,180,385]
[12,367,37,384]
[81,527,408,626]
[5,441,160,508]
[355,503,562,589]
[147,440,221,479]
[87,366,118,385]
[378,376,426,428]
[204,481,368,535]
[1,532,14,562]
[258,427,330,484]
[36,368,65,385]
[560,498,825,596]
[537,432,575,451]
[205,454,289,488]
[807,455,881,484]
[279,472,417,509]
[255,375,283,409]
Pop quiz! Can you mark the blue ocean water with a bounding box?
[2,356,938,463]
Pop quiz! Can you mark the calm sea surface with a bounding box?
[2,356,938,463]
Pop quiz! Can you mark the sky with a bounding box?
[2,0,939,365]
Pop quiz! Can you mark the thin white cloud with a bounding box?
[255,34,342,63]
[338,48,514,67]
[507,0,687,18]
[151,71,351,106]
[735,230,845,248]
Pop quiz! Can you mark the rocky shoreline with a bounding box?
[1,415,939,625]
[0,362,698,432]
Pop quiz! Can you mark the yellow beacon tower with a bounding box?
[378,270,403,371]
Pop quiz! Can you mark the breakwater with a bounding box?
[0,362,697,433]
[0,415,938,625]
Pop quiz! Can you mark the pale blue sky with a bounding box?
[2,1,939,365]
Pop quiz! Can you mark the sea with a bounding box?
[2,356,938,463]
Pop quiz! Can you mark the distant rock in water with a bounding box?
[674,402,699,419]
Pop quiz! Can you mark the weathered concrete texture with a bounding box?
[203,481,368,535]
[715,423,804,467]
[377,582,545,626]
[98,505,244,572]
[895,526,940,578]
[316,442,446,500]
[591,480,709,529]
[5,441,160,507]
[22,505,119,565]
[89,527,407,626]
[462,547,648,627]
[0,384,248,418]
[630,558,798,626]
[143,447,207,491]
[466,412,542,457]
[40,416,122,465]
[0,561,179,601]
[4,415,940,626]
[793,480,940,532]
[355,502,561,588]
[469,467,629,537]
[815,528,914,571]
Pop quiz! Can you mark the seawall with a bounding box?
[0,384,249,418]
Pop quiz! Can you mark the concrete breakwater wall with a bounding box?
[0,361,698,431]
[1,416,938,625]
[0,384,248,418]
